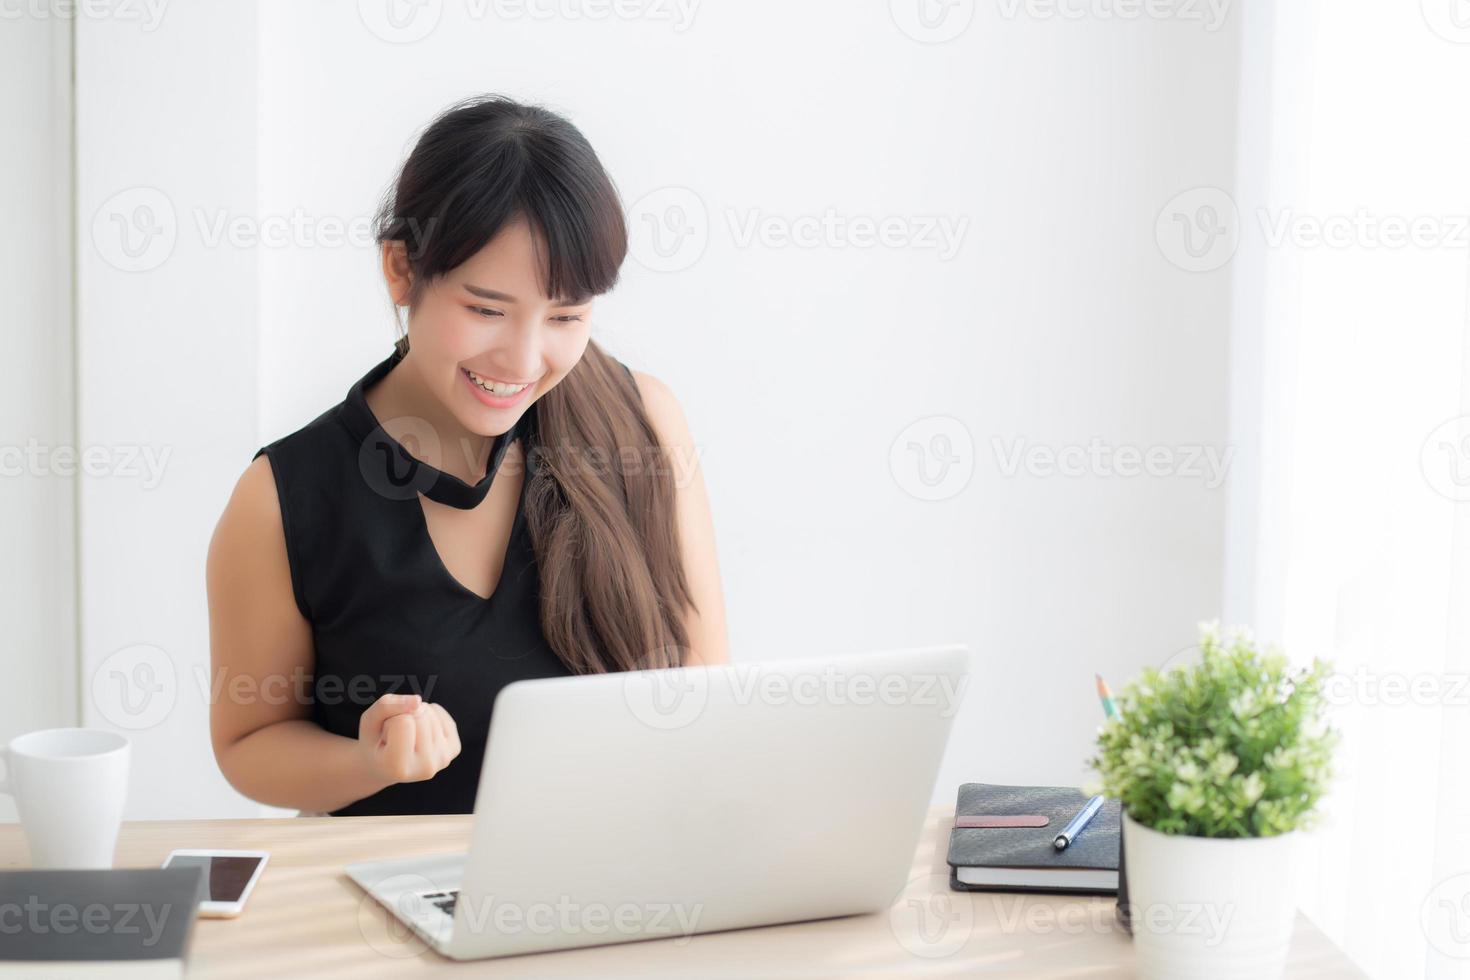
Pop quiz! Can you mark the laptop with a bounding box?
[346,644,969,960]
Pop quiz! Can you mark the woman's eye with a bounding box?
[473,307,582,322]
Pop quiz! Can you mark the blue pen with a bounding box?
[1053,795,1105,850]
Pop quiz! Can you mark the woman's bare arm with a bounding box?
[206,456,456,813]
[633,371,731,667]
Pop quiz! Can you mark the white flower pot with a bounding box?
[1122,813,1296,980]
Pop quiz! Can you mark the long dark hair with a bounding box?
[374,95,693,674]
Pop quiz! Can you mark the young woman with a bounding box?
[205,95,728,817]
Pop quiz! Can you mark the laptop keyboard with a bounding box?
[421,890,459,916]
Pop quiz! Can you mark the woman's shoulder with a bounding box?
[246,396,371,517]
[216,398,359,618]
[255,401,353,467]
[624,368,692,450]
[228,401,343,530]
[210,450,307,621]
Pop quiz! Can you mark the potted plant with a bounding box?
[1087,622,1337,980]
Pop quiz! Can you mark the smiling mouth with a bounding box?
[462,367,532,396]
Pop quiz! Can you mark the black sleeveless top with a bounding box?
[253,347,597,816]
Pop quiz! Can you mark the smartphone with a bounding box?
[162,849,269,918]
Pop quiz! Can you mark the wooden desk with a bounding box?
[0,806,1366,978]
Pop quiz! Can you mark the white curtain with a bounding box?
[1225,1,1470,977]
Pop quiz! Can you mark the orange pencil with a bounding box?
[1095,674,1118,719]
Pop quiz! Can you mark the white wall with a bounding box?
[1,15,76,822]
[75,5,261,818]
[1219,4,1470,975]
[63,1,1239,818]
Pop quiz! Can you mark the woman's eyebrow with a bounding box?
[465,284,590,306]
[465,284,517,302]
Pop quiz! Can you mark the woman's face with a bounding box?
[384,214,595,437]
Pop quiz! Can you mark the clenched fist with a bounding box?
[357,693,462,784]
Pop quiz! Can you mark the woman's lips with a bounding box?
[460,366,534,409]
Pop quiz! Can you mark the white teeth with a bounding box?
[466,369,528,396]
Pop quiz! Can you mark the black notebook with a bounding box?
[947,783,1120,894]
[0,867,204,978]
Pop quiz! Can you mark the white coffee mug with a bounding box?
[0,728,130,868]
